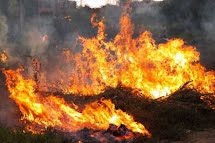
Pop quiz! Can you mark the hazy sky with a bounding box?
[69,0,164,8]
[70,0,118,8]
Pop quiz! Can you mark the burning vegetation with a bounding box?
[4,68,150,137]
[37,14,214,99]
[0,1,214,142]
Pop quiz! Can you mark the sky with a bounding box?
[69,0,164,8]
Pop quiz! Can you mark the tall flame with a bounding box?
[52,14,214,98]
[4,69,150,136]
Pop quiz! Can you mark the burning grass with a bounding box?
[33,14,214,99]
[1,68,214,142]
[51,86,215,141]
[0,86,214,142]
[95,87,215,140]
[0,12,214,143]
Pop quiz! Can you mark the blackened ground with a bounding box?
[58,86,215,142]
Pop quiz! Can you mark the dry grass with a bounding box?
[0,69,214,142]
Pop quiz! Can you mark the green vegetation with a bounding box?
[0,126,63,143]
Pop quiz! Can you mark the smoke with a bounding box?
[1,0,214,86]
[199,0,215,69]
[131,1,166,40]
[70,0,119,8]
[0,13,8,46]
[22,16,53,59]
[0,12,56,126]
[195,1,214,68]
[0,12,19,125]
[201,1,215,40]
[144,0,215,69]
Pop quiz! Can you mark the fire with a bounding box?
[0,50,8,63]
[2,13,214,138]
[50,14,214,98]
[4,69,150,136]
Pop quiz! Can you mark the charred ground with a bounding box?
[0,76,214,142]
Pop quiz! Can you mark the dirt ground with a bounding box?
[161,129,215,143]
[183,129,215,143]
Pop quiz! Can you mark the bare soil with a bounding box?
[165,129,215,143]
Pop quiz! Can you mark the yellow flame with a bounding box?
[47,15,214,98]
[4,69,150,136]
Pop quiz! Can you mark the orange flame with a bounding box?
[51,14,214,98]
[4,69,150,136]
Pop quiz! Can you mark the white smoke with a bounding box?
[0,13,8,46]
[69,0,119,8]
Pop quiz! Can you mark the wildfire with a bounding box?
[4,69,150,136]
[0,50,8,63]
[49,14,214,98]
[2,13,214,138]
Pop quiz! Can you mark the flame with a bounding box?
[2,13,214,139]
[0,50,8,63]
[50,14,214,98]
[4,69,150,136]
